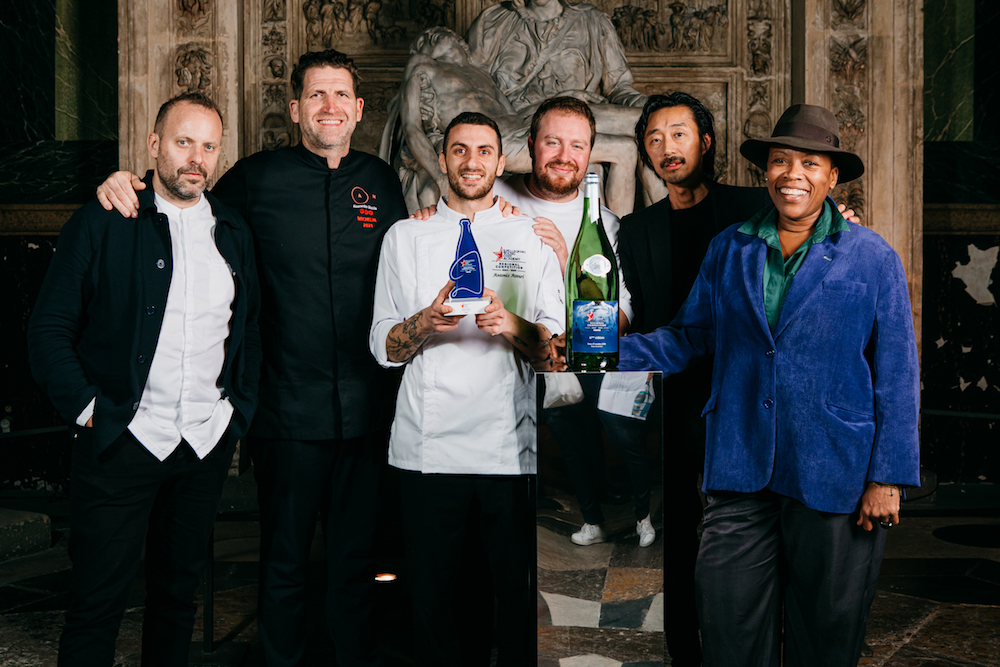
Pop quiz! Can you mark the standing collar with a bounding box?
[139,169,239,228]
[293,143,355,170]
[435,195,505,225]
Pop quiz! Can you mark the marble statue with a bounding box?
[381,0,668,215]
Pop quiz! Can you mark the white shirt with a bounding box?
[125,193,236,460]
[494,174,634,325]
[370,197,564,475]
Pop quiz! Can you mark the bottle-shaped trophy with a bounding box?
[565,172,618,371]
[445,217,490,315]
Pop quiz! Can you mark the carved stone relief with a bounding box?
[301,0,431,53]
[264,0,287,21]
[830,33,868,216]
[832,0,865,29]
[255,2,292,153]
[175,43,214,93]
[178,0,212,32]
[743,17,776,185]
[606,1,730,54]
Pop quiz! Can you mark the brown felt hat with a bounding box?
[739,104,864,183]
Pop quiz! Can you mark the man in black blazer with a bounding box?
[28,92,260,666]
[618,93,858,666]
[618,93,769,667]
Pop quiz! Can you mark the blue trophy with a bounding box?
[445,218,490,315]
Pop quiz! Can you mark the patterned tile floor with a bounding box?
[536,486,665,667]
[0,485,997,666]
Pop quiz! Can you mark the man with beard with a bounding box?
[96,50,406,667]
[28,92,261,666]
[493,97,657,549]
[370,112,563,666]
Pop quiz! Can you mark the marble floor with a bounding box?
[0,483,998,666]
[536,487,665,667]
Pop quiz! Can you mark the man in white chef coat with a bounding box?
[369,111,563,667]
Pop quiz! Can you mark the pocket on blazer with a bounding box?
[825,402,875,423]
[822,280,867,296]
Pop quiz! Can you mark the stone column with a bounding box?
[800,0,924,345]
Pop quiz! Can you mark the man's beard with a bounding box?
[533,160,581,197]
[449,170,495,202]
[159,163,208,201]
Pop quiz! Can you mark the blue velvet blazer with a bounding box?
[620,206,920,514]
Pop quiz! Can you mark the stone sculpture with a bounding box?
[381,0,667,215]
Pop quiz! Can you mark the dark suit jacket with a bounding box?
[28,172,262,454]
[618,181,771,334]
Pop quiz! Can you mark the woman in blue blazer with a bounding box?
[619,104,920,667]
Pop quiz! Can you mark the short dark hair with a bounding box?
[442,112,503,156]
[153,92,223,135]
[290,49,362,99]
[635,92,717,180]
[529,97,597,148]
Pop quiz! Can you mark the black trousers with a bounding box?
[251,435,381,667]
[398,471,535,667]
[58,428,235,666]
[696,490,886,667]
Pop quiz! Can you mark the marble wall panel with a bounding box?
[0,0,117,207]
[925,142,1000,205]
[0,2,57,143]
[921,233,1000,483]
[0,142,118,206]
[972,0,1000,143]
[923,0,974,143]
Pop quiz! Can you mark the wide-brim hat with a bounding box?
[739,104,864,183]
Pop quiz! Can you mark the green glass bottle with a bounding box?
[565,172,618,371]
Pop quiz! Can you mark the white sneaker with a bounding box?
[636,515,655,547]
[571,523,607,546]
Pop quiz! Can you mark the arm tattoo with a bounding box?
[387,310,430,363]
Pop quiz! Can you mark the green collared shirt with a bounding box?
[737,199,849,331]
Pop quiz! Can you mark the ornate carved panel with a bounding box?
[801,0,922,349]
[119,0,241,177]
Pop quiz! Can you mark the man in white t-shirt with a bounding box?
[370,112,562,666]
[494,97,656,549]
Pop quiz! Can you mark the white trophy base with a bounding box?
[444,296,490,316]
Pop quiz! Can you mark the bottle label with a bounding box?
[571,300,618,353]
[582,254,612,278]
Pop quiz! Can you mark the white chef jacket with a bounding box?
[370,197,564,475]
[494,174,634,324]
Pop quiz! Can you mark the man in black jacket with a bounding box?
[618,93,856,666]
[96,50,407,667]
[618,92,770,667]
[28,92,261,666]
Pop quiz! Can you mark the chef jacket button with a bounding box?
[146,305,155,315]
[137,354,145,364]
[156,259,165,269]
[766,349,775,357]
[132,401,140,410]
[763,399,774,409]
